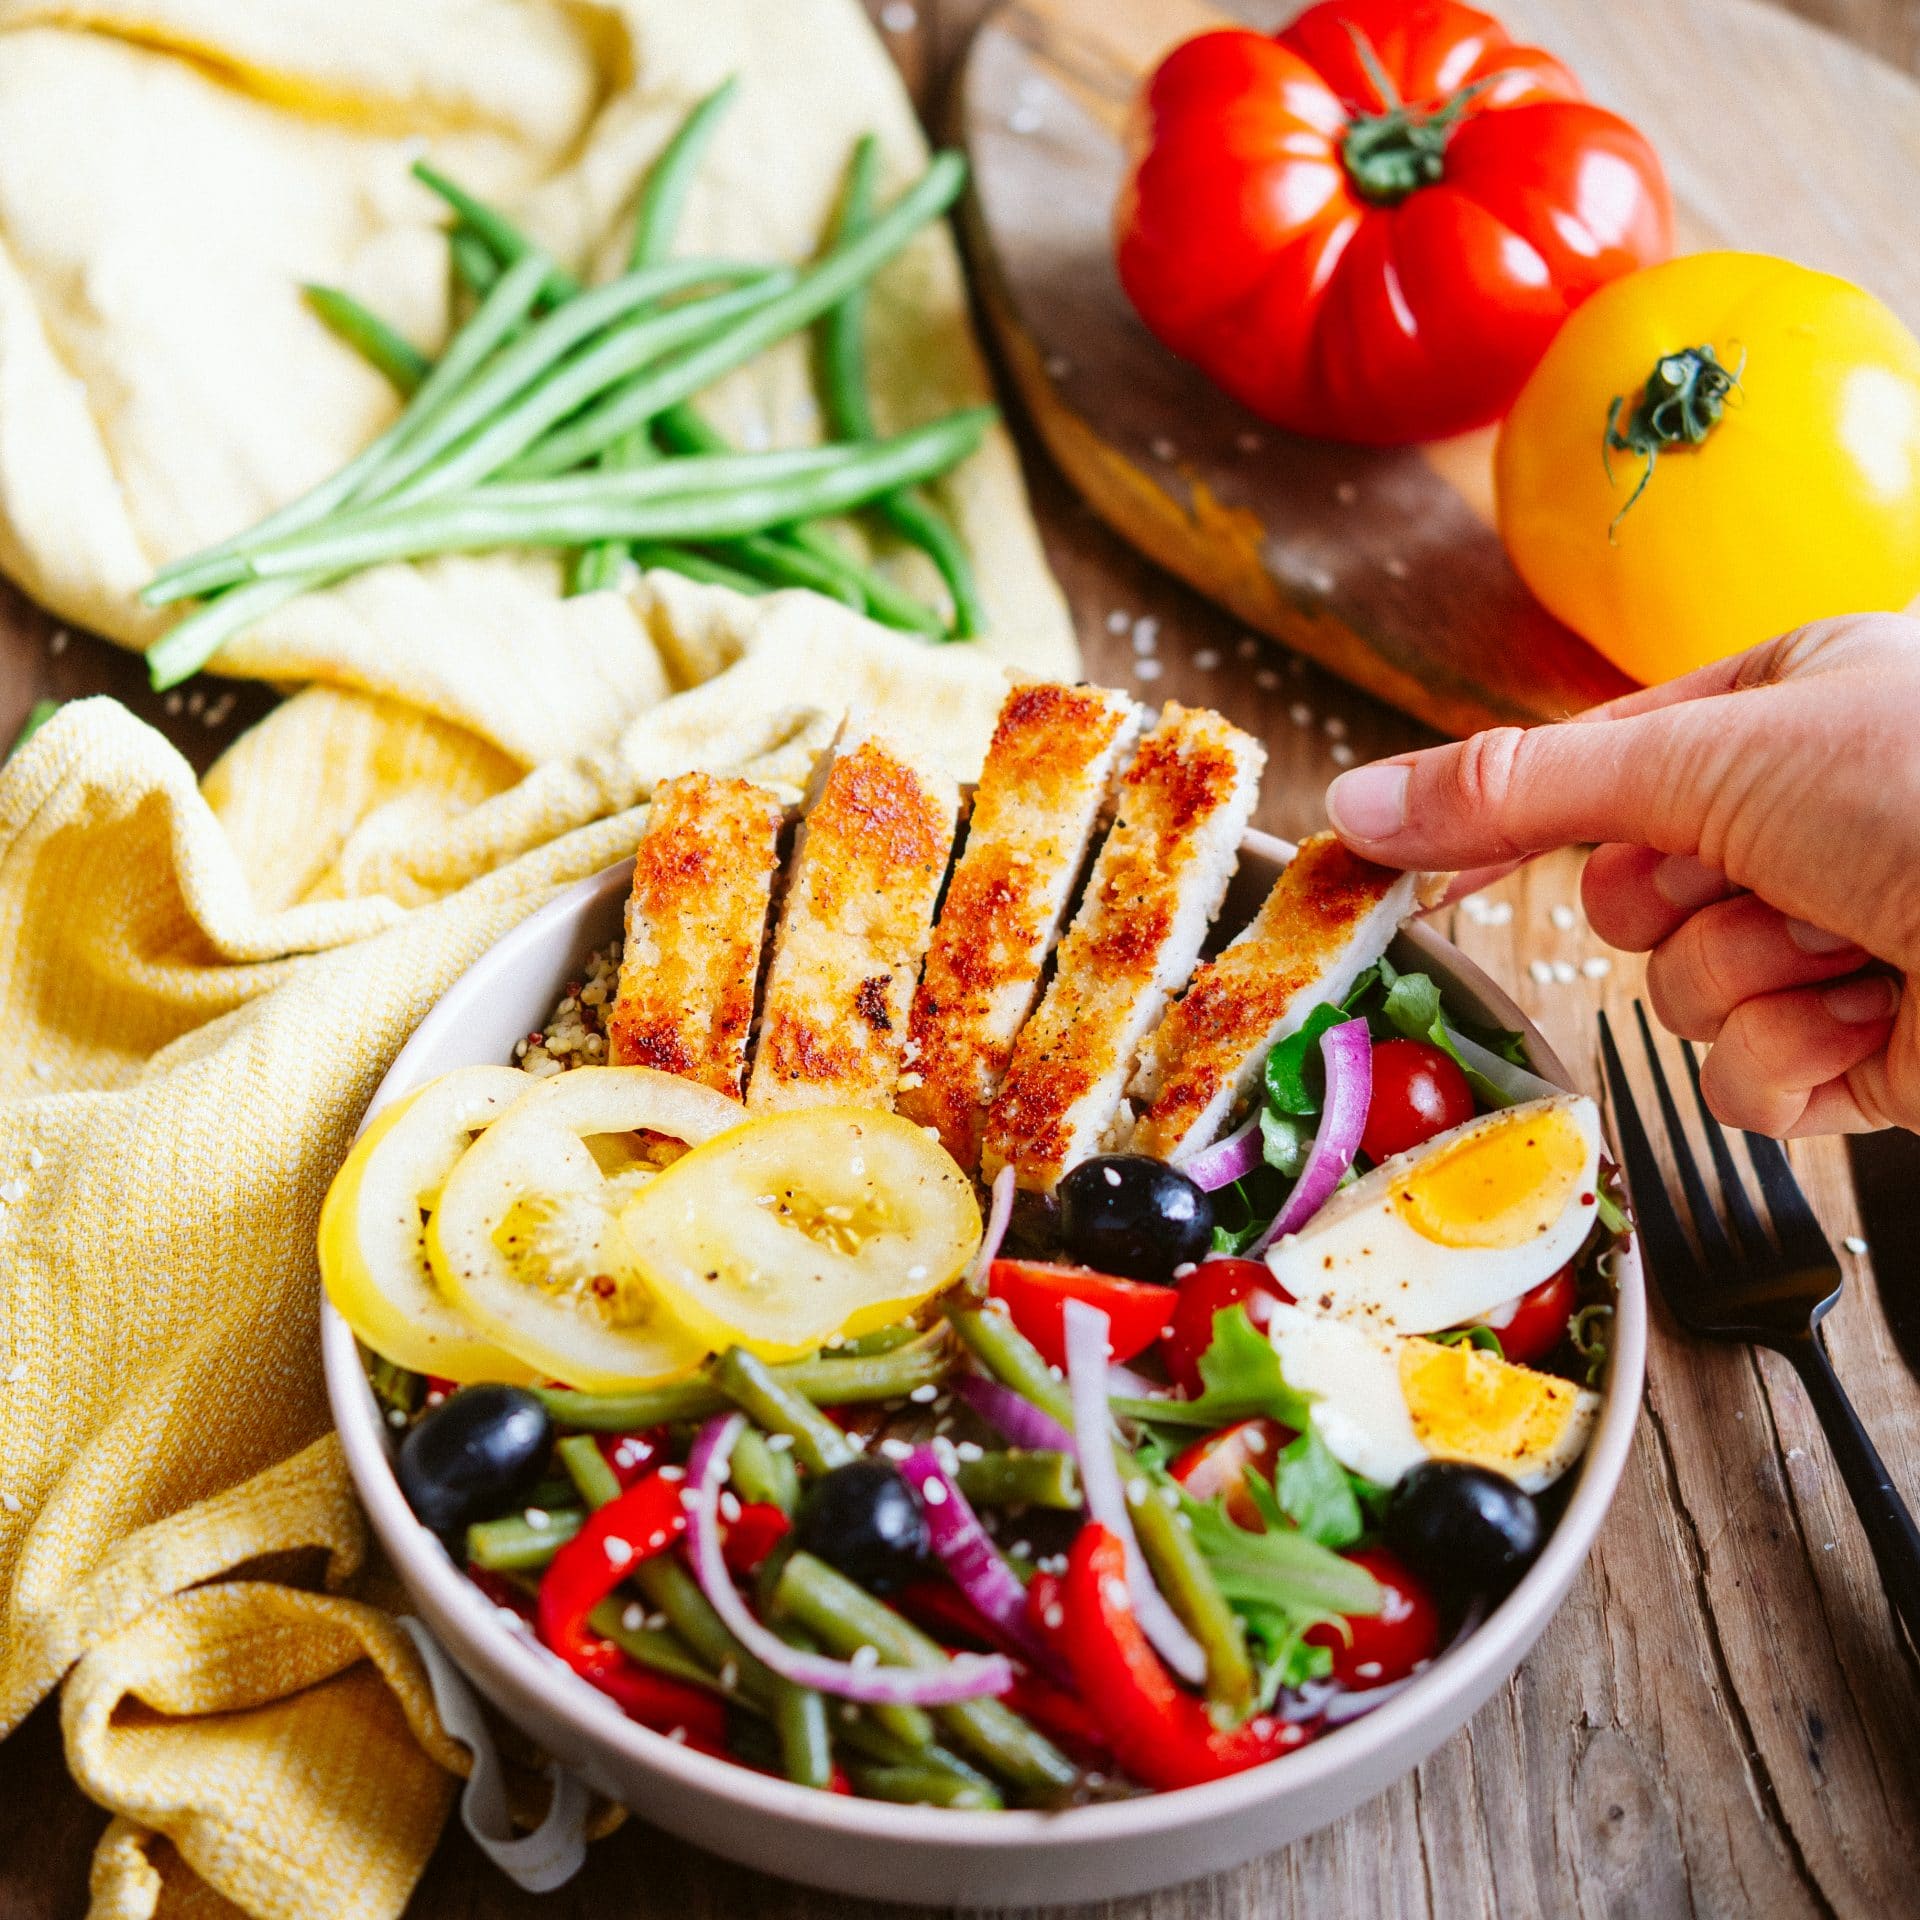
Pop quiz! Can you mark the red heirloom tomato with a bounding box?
[1114,0,1673,444]
[1159,1258,1292,1397]
[1360,1039,1477,1162]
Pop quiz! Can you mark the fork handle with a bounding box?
[1789,1328,1920,1654]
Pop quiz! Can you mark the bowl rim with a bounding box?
[324,832,1646,1852]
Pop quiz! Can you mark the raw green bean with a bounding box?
[523,1475,579,1512]
[533,1325,952,1430]
[651,405,941,633]
[948,1307,1252,1711]
[567,536,630,596]
[364,1350,422,1419]
[769,1622,836,1789]
[955,1449,1080,1512]
[714,1348,855,1477]
[845,1760,1004,1811]
[305,285,430,394]
[832,1326,920,1358]
[145,250,551,613]
[771,1552,1076,1797]
[628,77,740,272]
[465,1507,584,1572]
[702,527,864,608]
[947,1307,1072,1427]
[587,1597,727,1695]
[630,542,769,596]
[557,1432,623,1510]
[449,224,502,297]
[820,136,985,638]
[729,1423,801,1514]
[413,161,578,302]
[507,152,967,478]
[236,413,993,579]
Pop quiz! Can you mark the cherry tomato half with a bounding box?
[1159,1258,1292,1397]
[1169,1417,1294,1529]
[988,1260,1172,1371]
[1359,1039,1477,1163]
[1484,1264,1578,1368]
[1304,1546,1441,1687]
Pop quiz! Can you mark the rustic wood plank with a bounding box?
[958,0,1920,738]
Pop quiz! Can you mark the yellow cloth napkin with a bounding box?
[0,575,1023,1918]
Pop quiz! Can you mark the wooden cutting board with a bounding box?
[958,0,1920,736]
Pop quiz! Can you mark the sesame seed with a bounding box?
[622,1603,645,1631]
[921,1477,949,1506]
[1134,657,1163,682]
[1551,961,1577,984]
[1551,904,1577,931]
[1045,353,1073,380]
[1334,481,1358,506]
[1289,702,1313,728]
[1132,616,1160,648]
[1483,900,1514,926]
[1009,104,1042,134]
[1193,648,1221,670]
[880,0,917,29]
[719,1660,739,1690]
[1255,669,1279,691]
[1150,436,1176,461]
[909,1383,939,1404]
[1581,956,1612,980]
[1330,743,1355,767]
[658,1464,686,1480]
[1528,960,1554,985]
[525,1508,550,1529]
[718,1491,741,1523]
[386,1407,407,1428]
[851,1644,881,1670]
[880,1437,913,1460]
[1384,556,1409,579]
[1844,1235,1868,1255]
[1237,636,1259,659]
[1106,609,1130,634]
[1235,430,1263,453]
[49,628,68,654]
[955,1441,984,1463]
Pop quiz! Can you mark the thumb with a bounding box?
[1323,706,1747,872]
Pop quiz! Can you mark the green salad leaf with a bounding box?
[1111,1305,1313,1430]
[1263,1003,1344,1114]
[1259,1107,1314,1180]
[1266,1428,1366,1549]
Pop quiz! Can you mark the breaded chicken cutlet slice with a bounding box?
[898,682,1140,1168]
[606,771,785,1097]
[747,724,959,1114]
[981,702,1264,1192]
[1129,832,1417,1164]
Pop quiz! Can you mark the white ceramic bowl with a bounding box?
[323,831,1645,1906]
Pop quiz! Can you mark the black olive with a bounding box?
[1057,1154,1214,1282]
[396,1383,552,1539]
[1383,1460,1543,1600]
[793,1458,929,1591]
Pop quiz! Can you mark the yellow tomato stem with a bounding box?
[1602,343,1744,540]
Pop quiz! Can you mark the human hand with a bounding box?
[1322,614,1920,1137]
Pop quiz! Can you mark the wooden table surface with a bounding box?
[3,3,1919,1916]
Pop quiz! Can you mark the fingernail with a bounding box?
[1823,975,1899,1024]
[1326,764,1409,843]
[1653,854,1726,912]
[1787,918,1858,956]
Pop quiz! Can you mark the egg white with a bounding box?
[1265,1094,1603,1335]
[1267,1303,1599,1492]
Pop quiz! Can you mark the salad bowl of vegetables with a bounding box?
[321,817,1643,1906]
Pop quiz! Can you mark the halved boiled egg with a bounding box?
[1266,1094,1603,1335]
[1266,1303,1598,1492]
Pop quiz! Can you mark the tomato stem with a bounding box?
[1338,26,1506,206]
[1602,344,1744,539]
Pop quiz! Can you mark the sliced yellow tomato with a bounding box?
[617,1107,981,1362]
[426,1065,744,1390]
[319,1066,535,1383]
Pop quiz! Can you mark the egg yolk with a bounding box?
[1389,1106,1588,1249]
[1399,1339,1582,1469]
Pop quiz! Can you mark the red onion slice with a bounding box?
[684,1414,1013,1706]
[964,1164,1016,1288]
[899,1446,1070,1683]
[1105,1359,1171,1402]
[1249,1018,1372,1258]
[1062,1298,1208,1687]
[1185,1111,1261,1192]
[951,1372,1076,1457]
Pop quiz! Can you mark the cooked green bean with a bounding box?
[414,160,578,303]
[771,1552,1076,1797]
[948,1307,1251,1711]
[234,413,993,580]
[714,1347,855,1477]
[701,530,864,608]
[567,535,629,596]
[629,76,740,271]
[557,1432,623,1511]
[651,405,942,633]
[508,152,967,478]
[465,1507,584,1572]
[305,285,429,394]
[955,1449,1080,1512]
[364,1351,422,1418]
[629,542,769,596]
[146,250,550,612]
[947,1307,1072,1428]
[845,1760,1004,1811]
[532,1326,952,1430]
[820,135,985,638]
[833,1325,921,1359]
[586,1597,728,1695]
[769,1622,836,1789]
[729,1422,801,1514]
[449,224,502,298]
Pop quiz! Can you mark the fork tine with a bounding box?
[1741,1129,1834,1265]
[1632,1002,1734,1267]
[1680,1039,1770,1264]
[1597,1010,1696,1284]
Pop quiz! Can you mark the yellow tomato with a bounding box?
[1496,252,1920,683]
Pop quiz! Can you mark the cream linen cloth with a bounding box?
[0,577,1024,1919]
[0,1,1079,1912]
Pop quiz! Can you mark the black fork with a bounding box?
[1598,1004,1920,1652]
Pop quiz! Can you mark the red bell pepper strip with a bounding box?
[719,1499,791,1579]
[536,1471,687,1671]
[568,1636,730,1753]
[1058,1524,1309,1790]
[596,1427,668,1488]
[988,1259,1173,1371]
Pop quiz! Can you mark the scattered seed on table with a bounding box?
[1551,904,1577,930]
[1289,702,1313,728]
[1844,1235,1869,1255]
[1581,956,1613,980]
[1134,658,1164,681]
[1551,961,1577,984]
[1384,556,1409,579]
[1193,647,1220,670]
[1150,436,1176,461]
[1132,615,1160,648]
[1010,105,1043,134]
[163,693,183,716]
[1529,959,1554,985]
[1255,669,1278,691]
[1235,430,1263,453]
[1237,636,1259,659]
[1330,742,1355,766]
[48,629,68,654]
[880,0,918,28]
[1045,353,1072,380]
[1106,609,1130,634]
[1323,715,1348,740]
